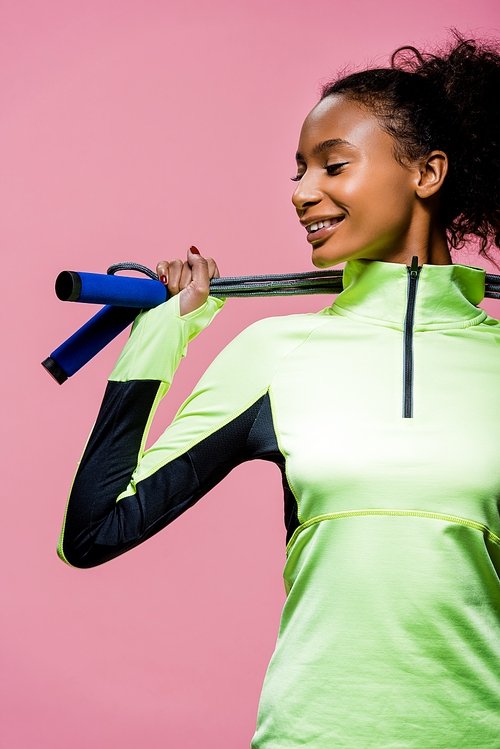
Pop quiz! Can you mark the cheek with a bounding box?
[347,167,414,226]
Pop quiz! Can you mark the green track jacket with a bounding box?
[59,258,500,747]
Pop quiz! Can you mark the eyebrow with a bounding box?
[296,138,354,161]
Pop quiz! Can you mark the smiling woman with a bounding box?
[58,31,500,748]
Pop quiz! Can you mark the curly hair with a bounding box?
[320,30,500,259]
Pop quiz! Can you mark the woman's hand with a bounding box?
[156,246,220,317]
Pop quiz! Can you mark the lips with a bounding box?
[304,215,345,243]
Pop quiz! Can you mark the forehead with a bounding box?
[298,94,390,156]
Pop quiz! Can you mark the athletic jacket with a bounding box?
[59,258,500,748]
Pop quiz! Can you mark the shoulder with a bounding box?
[225,308,335,353]
[477,312,500,341]
[195,308,334,393]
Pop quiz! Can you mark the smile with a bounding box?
[306,216,344,233]
[304,215,345,244]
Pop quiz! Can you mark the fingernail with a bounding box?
[190,245,200,255]
[160,275,167,284]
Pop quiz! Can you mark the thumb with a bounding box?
[187,245,209,288]
[178,246,210,316]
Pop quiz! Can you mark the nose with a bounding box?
[291,171,323,212]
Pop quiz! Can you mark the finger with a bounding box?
[166,258,184,295]
[206,258,220,280]
[156,260,170,285]
[179,261,194,291]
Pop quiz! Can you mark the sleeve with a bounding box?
[57,293,285,569]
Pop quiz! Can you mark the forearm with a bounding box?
[58,295,225,568]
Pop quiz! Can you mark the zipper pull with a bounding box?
[410,255,419,278]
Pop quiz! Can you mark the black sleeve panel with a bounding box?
[246,393,299,544]
[61,380,161,566]
[60,381,297,568]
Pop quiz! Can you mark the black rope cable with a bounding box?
[107,262,159,280]
[107,262,500,300]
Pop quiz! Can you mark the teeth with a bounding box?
[308,218,336,232]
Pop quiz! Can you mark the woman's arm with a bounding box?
[57,290,225,567]
[57,261,286,569]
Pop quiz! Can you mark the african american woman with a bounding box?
[58,32,500,748]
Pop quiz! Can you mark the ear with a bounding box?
[415,150,448,199]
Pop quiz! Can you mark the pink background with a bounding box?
[1,1,499,747]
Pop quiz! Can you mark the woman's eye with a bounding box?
[326,162,348,175]
[291,161,348,181]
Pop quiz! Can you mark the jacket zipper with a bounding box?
[403,256,421,418]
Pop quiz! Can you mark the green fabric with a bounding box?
[109,293,225,383]
[110,259,500,747]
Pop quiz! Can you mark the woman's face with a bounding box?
[292,94,425,267]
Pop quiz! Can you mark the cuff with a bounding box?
[109,294,225,383]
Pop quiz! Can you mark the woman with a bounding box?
[58,32,500,747]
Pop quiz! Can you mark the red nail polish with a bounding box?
[160,275,167,284]
[190,245,200,255]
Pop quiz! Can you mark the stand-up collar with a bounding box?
[332,259,487,330]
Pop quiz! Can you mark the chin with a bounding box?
[312,251,347,269]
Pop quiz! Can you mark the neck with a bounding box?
[364,207,452,267]
[421,221,452,265]
[410,199,452,266]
